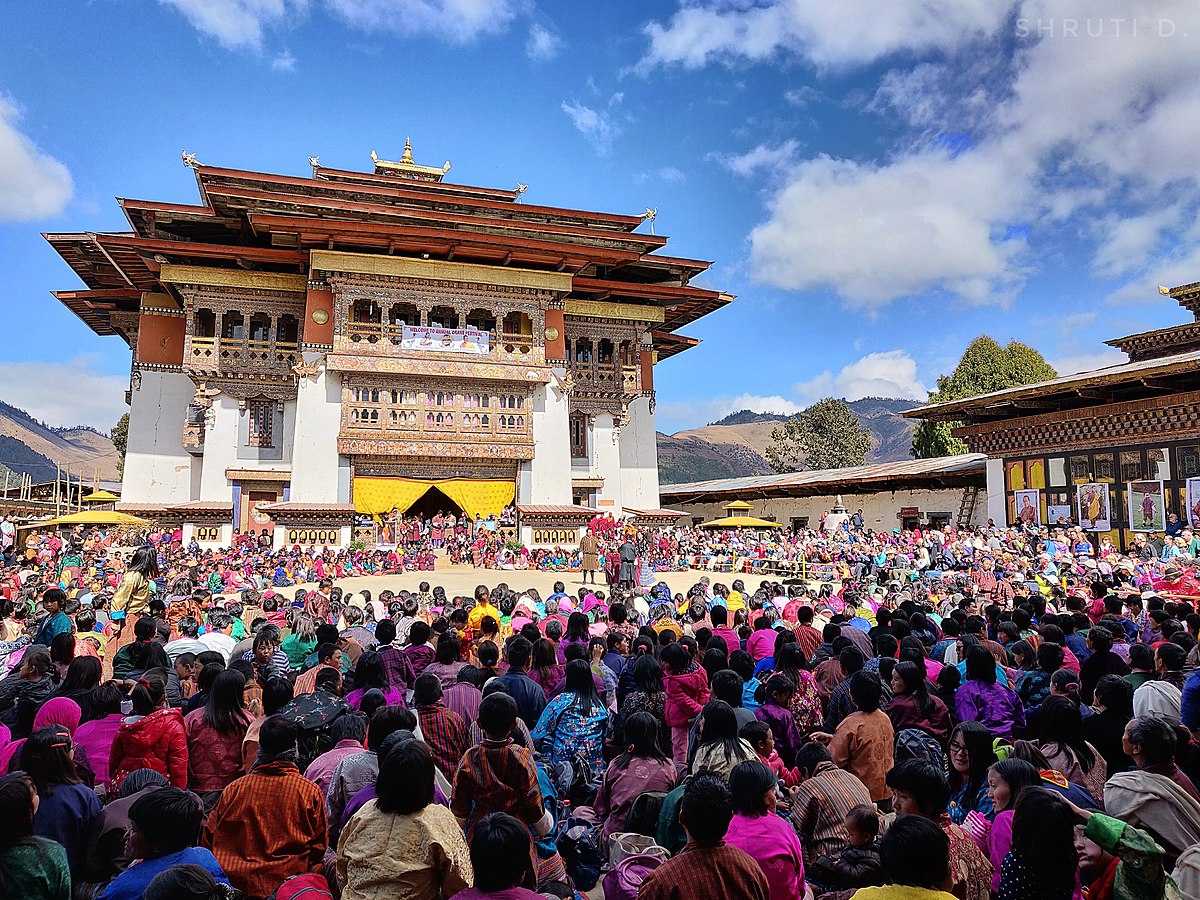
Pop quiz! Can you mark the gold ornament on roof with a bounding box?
[181,150,201,169]
[370,138,452,180]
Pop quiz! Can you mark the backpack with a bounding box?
[624,790,667,838]
[601,852,666,900]
[894,727,946,772]
[556,816,604,892]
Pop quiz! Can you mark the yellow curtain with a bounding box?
[437,479,515,520]
[353,476,515,520]
[353,476,434,516]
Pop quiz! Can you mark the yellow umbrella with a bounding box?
[21,510,150,528]
[698,515,785,529]
[81,489,121,503]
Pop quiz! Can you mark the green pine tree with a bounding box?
[766,398,871,473]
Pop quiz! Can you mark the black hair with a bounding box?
[710,669,744,708]
[948,721,996,799]
[988,758,1040,812]
[368,706,416,752]
[469,813,537,892]
[376,739,435,814]
[144,864,230,900]
[1127,715,1177,767]
[353,651,388,691]
[1037,695,1096,771]
[257,715,298,758]
[680,773,734,845]
[1128,642,1155,670]
[330,712,367,745]
[629,653,664,693]
[129,786,204,857]
[1093,674,1133,717]
[616,711,668,769]
[374,619,396,645]
[262,676,294,716]
[880,815,950,889]
[477,692,518,739]
[964,645,997,685]
[564,658,601,714]
[795,740,831,774]
[203,669,248,735]
[847,669,882,712]
[697,700,744,766]
[1011,788,1078,898]
[728,760,776,816]
[885,759,949,816]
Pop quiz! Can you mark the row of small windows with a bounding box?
[348,409,527,430]
[350,388,520,408]
[350,302,532,336]
[194,310,300,344]
[566,338,636,365]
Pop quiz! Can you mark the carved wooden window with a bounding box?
[466,308,496,333]
[389,303,418,326]
[352,298,381,323]
[429,306,459,329]
[277,314,299,345]
[1178,445,1200,480]
[598,339,614,365]
[1120,450,1145,483]
[570,413,588,458]
[221,311,244,340]
[194,309,216,338]
[249,313,271,343]
[247,399,276,448]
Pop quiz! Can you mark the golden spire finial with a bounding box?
[401,137,414,164]
[370,140,452,181]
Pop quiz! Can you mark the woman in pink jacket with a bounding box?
[661,642,710,765]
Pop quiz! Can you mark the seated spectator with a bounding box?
[74,683,125,788]
[143,863,236,900]
[806,803,883,894]
[335,739,471,899]
[790,740,874,862]
[851,813,956,900]
[303,712,367,796]
[637,773,770,900]
[81,769,168,885]
[590,711,676,841]
[98,787,228,900]
[413,673,468,780]
[0,771,70,900]
[449,812,541,900]
[451,692,548,837]
[327,706,416,834]
[108,669,188,789]
[724,759,805,899]
[22,724,101,878]
[691,700,756,779]
[204,715,327,898]
[185,669,251,801]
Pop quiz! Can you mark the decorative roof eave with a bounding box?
[626,507,687,524]
[1105,321,1200,360]
[247,213,641,270]
[256,501,355,525]
[204,184,668,252]
[195,165,646,231]
[652,330,701,360]
[903,350,1200,422]
[53,288,142,338]
[310,249,572,293]
[312,165,521,202]
[660,454,987,503]
[97,233,304,269]
[158,264,308,293]
[517,504,597,526]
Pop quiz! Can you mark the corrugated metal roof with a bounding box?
[660,453,986,498]
[903,349,1200,419]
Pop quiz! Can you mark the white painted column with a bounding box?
[290,354,343,503]
[122,370,196,503]
[199,396,239,501]
[527,374,572,504]
[619,395,659,511]
[592,413,623,514]
[986,457,1006,527]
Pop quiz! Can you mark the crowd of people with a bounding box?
[1,514,1200,898]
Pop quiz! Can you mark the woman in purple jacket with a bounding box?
[955,646,1025,739]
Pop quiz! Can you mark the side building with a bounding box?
[905,281,1200,551]
[660,454,987,531]
[46,143,729,547]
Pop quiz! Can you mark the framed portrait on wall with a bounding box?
[1014,489,1041,527]
[1186,477,1200,529]
[1076,483,1111,532]
[1128,480,1166,532]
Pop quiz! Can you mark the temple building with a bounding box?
[905,281,1200,550]
[45,142,729,547]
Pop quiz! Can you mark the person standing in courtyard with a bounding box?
[579,529,599,585]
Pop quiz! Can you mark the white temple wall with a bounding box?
[619,395,659,511]
[122,370,195,503]
[290,356,343,503]
[986,458,1006,527]
[592,413,624,513]
[199,397,239,501]
[525,375,572,504]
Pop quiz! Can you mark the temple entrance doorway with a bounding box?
[407,486,463,519]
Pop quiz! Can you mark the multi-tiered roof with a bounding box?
[45,140,730,360]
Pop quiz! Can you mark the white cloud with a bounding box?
[783,85,823,108]
[1049,349,1128,376]
[159,0,305,51]
[0,94,72,220]
[637,0,1013,70]
[271,49,296,71]
[733,0,1200,310]
[3,358,126,430]
[750,150,1025,308]
[560,99,620,155]
[162,0,520,50]
[796,350,927,403]
[635,166,687,184]
[710,140,799,177]
[526,23,562,60]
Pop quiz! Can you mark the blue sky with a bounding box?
[3,0,1199,434]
